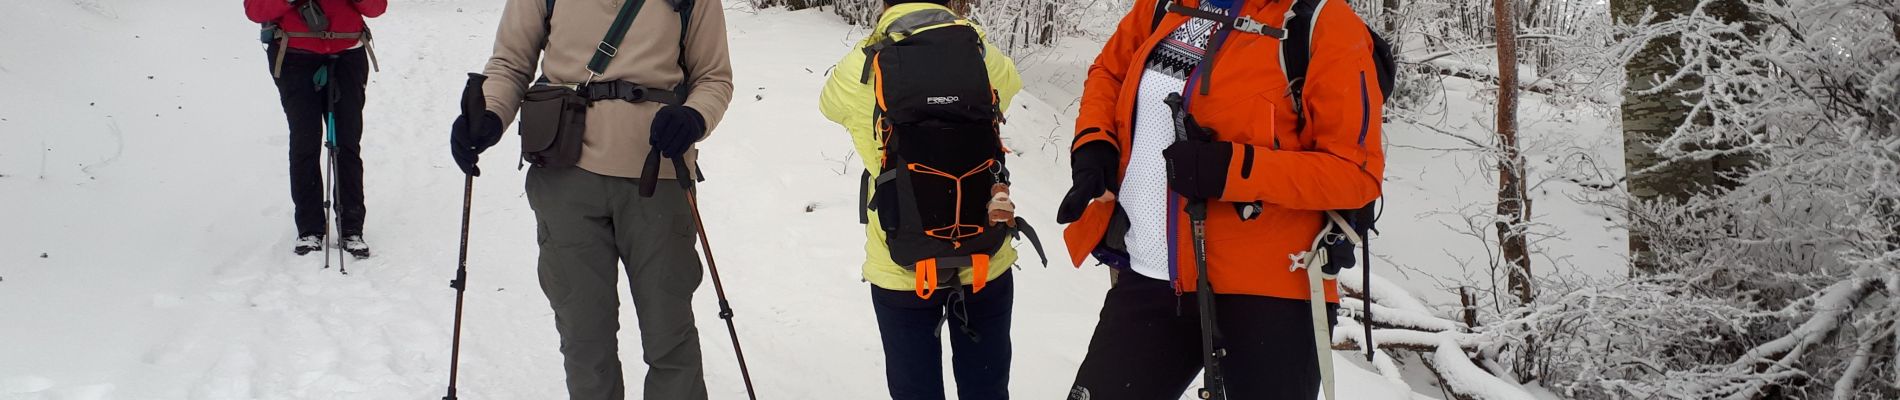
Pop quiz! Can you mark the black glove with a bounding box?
[650,105,706,158]
[1057,136,1120,224]
[450,111,504,176]
[1163,140,1236,201]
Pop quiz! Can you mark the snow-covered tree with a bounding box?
[1504,0,1900,397]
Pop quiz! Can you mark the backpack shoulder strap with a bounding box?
[545,0,557,34]
[1149,0,1169,32]
[1282,0,1322,132]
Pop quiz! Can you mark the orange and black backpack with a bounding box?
[856,10,1047,299]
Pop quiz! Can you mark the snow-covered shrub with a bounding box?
[1511,0,1900,397]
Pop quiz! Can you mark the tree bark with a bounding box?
[1494,0,1536,381]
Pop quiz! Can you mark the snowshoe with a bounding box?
[294,235,324,256]
[342,235,371,260]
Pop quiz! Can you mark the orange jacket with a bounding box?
[1063,0,1385,302]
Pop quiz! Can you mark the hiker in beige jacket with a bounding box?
[446,0,733,398]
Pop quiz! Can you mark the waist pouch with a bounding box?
[518,84,588,168]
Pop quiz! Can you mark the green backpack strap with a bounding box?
[544,0,695,104]
[586,0,650,78]
[670,0,696,101]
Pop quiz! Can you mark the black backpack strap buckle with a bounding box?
[616,83,650,102]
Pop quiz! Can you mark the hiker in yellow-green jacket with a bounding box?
[819,0,1025,398]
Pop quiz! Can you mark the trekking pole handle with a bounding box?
[461,73,489,176]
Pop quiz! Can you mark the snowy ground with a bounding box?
[0,1,1622,399]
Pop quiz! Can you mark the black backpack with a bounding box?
[856,10,1045,298]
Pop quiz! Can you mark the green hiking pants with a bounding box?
[526,166,708,400]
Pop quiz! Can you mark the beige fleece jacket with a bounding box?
[482,0,734,179]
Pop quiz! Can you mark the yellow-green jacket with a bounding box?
[819,3,1024,291]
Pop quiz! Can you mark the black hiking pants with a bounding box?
[872,270,1014,400]
[1068,273,1338,400]
[267,44,368,238]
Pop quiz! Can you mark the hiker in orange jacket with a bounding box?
[1056,0,1385,398]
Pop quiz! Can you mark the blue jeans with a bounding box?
[871,270,1014,400]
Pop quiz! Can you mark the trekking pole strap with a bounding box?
[670,156,695,191]
[638,151,664,197]
[858,170,873,225]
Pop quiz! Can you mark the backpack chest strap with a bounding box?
[1164,2,1288,39]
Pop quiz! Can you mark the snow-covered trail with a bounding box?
[0,1,1129,398]
[0,0,1622,399]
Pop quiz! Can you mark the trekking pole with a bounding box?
[327,141,346,275]
[1165,93,1226,400]
[313,63,343,274]
[1187,199,1224,400]
[644,154,759,399]
[443,72,486,400]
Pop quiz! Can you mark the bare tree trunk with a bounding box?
[1615,0,1759,275]
[1383,0,1405,34]
[1460,286,1481,329]
[1891,10,1900,44]
[1493,0,1531,311]
[1613,0,1704,275]
[1493,0,1536,379]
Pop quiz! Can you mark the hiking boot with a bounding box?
[294,235,324,256]
[342,235,371,260]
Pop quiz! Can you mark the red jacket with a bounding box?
[1063,0,1386,302]
[245,0,386,55]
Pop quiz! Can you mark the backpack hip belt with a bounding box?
[266,26,378,79]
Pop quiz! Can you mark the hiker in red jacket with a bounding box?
[245,0,385,258]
